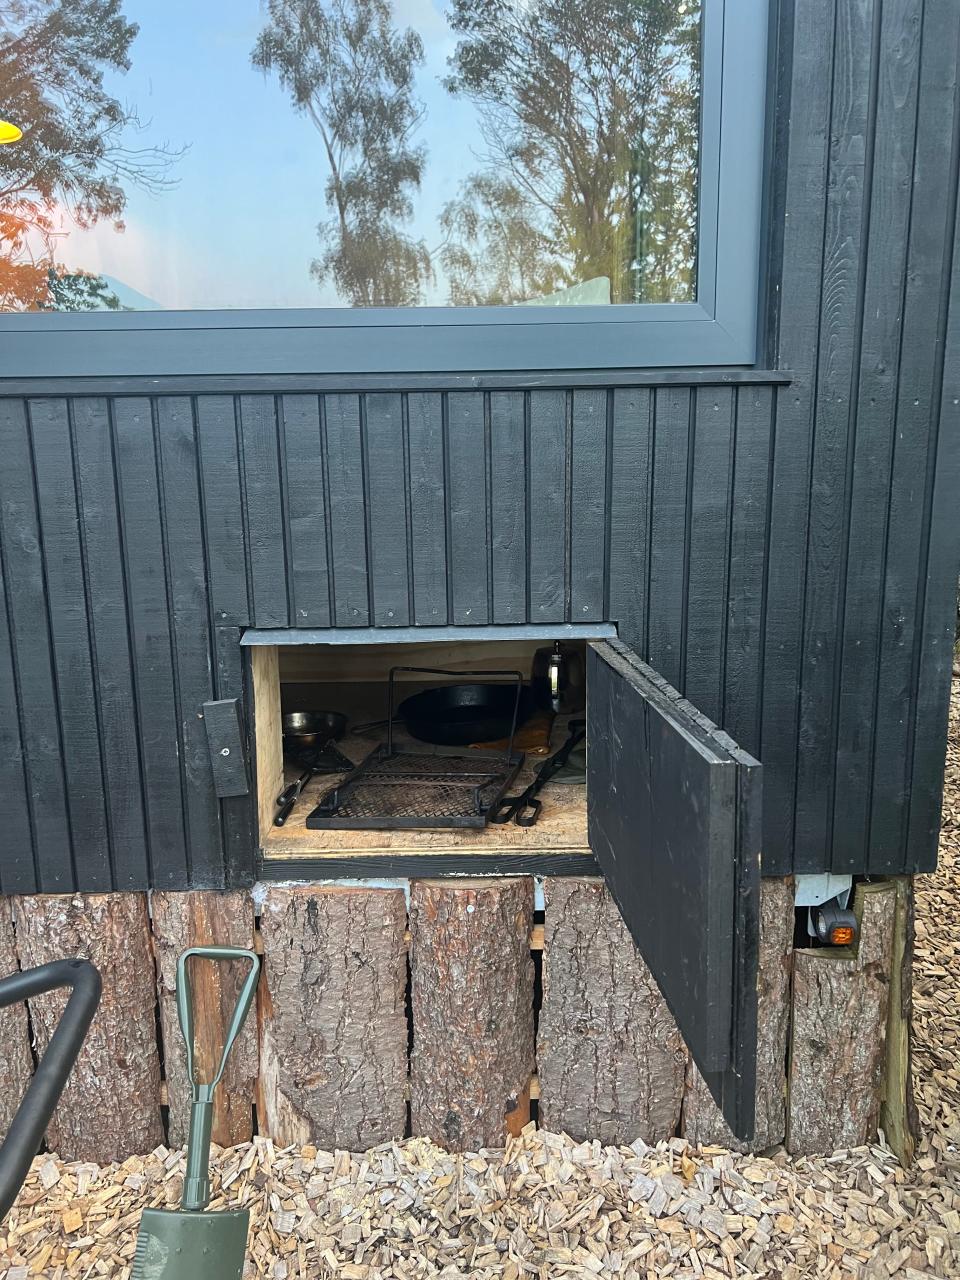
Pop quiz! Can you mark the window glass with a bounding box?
[0,0,701,311]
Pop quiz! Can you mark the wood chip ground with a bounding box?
[2,684,959,1279]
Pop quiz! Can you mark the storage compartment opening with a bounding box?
[253,636,595,866]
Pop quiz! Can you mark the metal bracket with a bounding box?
[202,699,250,798]
[793,872,853,908]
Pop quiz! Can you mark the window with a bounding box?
[0,0,768,374]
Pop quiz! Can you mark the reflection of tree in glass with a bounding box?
[253,0,431,307]
[0,0,182,311]
[41,266,123,310]
[440,0,700,305]
[440,172,567,306]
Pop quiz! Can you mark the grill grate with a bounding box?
[305,746,523,829]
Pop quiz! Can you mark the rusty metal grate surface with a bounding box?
[305,747,523,829]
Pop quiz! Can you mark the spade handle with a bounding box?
[176,947,260,1211]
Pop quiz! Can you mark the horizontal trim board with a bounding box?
[0,303,711,333]
[242,623,619,647]
[258,852,600,879]
[0,321,760,377]
[0,370,792,397]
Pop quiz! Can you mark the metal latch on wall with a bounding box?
[201,700,250,798]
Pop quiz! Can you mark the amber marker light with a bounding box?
[829,925,855,946]
[0,120,23,144]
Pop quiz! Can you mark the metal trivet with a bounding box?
[305,667,524,830]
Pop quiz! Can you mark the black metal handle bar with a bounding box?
[0,959,101,1223]
[490,721,586,827]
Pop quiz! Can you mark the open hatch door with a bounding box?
[587,640,761,1140]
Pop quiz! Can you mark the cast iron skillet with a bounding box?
[397,681,534,747]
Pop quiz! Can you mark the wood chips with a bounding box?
[1,685,959,1279]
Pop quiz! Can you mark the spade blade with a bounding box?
[132,1207,250,1280]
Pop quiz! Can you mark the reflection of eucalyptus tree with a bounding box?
[440,0,700,305]
[253,0,431,307]
[0,0,182,310]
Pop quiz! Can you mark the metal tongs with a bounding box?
[275,739,344,826]
[490,719,585,826]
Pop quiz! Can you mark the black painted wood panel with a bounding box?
[868,0,960,874]
[155,397,223,887]
[832,0,922,874]
[323,394,369,627]
[238,395,288,628]
[489,391,527,624]
[569,390,608,623]
[587,640,759,1138]
[195,395,250,626]
[0,0,958,890]
[0,398,73,891]
[406,393,448,625]
[607,387,653,653]
[28,398,111,890]
[684,387,735,722]
[72,398,151,889]
[445,392,489,625]
[112,398,189,890]
[762,0,837,880]
[527,390,568,624]
[279,395,330,628]
[722,387,774,756]
[648,387,691,687]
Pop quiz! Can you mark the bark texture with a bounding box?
[537,879,686,1145]
[788,881,897,1155]
[12,893,163,1162]
[151,891,258,1148]
[410,879,534,1152]
[683,877,794,1151]
[0,900,31,1139]
[258,886,407,1150]
[879,878,919,1166]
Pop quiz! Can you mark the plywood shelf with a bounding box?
[261,717,590,860]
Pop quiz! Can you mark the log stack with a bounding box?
[0,874,911,1162]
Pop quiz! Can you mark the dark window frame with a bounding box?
[0,0,769,377]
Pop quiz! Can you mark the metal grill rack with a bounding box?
[305,668,525,830]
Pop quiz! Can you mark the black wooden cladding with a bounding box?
[0,0,959,892]
[587,641,760,1138]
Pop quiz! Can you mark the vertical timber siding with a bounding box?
[0,0,958,890]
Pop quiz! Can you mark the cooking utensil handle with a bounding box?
[536,723,587,784]
[488,794,521,823]
[489,777,536,823]
[274,794,298,826]
[276,777,302,807]
[513,796,543,827]
[177,947,260,1212]
[276,739,332,807]
[0,959,101,1224]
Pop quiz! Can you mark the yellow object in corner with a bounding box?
[0,120,23,144]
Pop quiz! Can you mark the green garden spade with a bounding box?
[134,945,260,1280]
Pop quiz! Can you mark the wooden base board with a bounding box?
[259,851,599,878]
